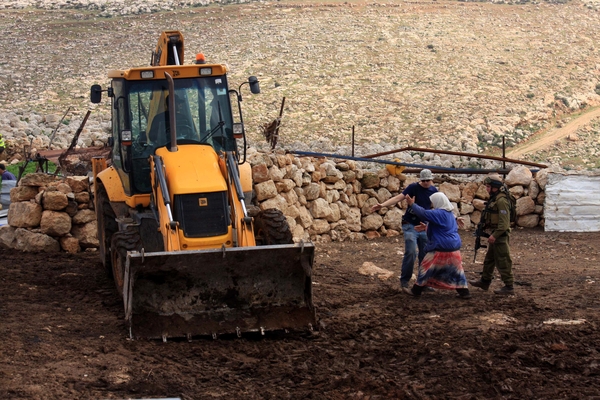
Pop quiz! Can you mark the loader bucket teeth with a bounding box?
[122,243,316,339]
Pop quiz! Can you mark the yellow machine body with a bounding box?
[91,31,315,340]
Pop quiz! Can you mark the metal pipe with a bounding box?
[351,125,355,157]
[164,72,178,152]
[361,146,547,169]
[272,97,285,150]
[502,137,507,178]
[173,45,180,66]
[152,155,174,223]
[227,152,248,218]
[287,150,531,174]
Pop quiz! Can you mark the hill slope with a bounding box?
[0,0,599,170]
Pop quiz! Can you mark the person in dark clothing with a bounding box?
[371,169,438,291]
[147,94,197,145]
[469,174,514,295]
[404,192,471,299]
[0,163,16,180]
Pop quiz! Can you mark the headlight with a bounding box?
[233,123,244,138]
[199,67,212,76]
[140,70,154,79]
[121,130,132,141]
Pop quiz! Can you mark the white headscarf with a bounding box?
[430,192,454,212]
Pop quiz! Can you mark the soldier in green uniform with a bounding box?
[469,173,514,295]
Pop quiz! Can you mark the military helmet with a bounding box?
[484,173,503,188]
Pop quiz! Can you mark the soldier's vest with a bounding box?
[484,191,516,228]
[485,197,501,228]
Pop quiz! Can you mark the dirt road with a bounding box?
[507,106,600,158]
[2,228,600,399]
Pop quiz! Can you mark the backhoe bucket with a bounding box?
[122,242,316,339]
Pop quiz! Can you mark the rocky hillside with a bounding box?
[0,0,599,171]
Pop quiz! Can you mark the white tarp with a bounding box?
[544,173,600,232]
[0,209,7,226]
[0,179,16,209]
[0,180,16,226]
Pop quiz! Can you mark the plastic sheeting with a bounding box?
[0,180,16,226]
[0,179,16,209]
[544,173,600,232]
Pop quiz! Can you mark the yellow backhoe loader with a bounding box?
[90,31,315,340]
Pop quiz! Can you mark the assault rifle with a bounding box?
[473,226,490,263]
[473,208,490,263]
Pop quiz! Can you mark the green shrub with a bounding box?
[6,160,58,179]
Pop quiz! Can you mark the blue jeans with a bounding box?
[400,223,428,287]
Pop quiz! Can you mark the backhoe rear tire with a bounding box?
[253,208,293,245]
[110,229,142,297]
[95,183,117,278]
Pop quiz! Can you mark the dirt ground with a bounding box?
[2,228,600,400]
[506,106,600,159]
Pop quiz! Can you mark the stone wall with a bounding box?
[247,150,548,243]
[0,152,548,253]
[0,174,97,253]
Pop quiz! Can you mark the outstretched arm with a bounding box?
[371,192,405,212]
[406,195,428,231]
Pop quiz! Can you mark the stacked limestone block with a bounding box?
[0,173,98,253]
[249,151,367,243]
[465,166,548,230]
[248,150,547,243]
[0,152,549,251]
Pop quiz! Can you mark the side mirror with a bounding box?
[90,84,102,103]
[248,76,260,94]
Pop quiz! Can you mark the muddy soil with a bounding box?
[2,228,600,399]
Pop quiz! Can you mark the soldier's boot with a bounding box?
[494,285,514,295]
[469,278,491,291]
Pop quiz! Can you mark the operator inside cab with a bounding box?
[147,93,199,146]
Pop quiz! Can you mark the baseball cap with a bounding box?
[419,169,433,181]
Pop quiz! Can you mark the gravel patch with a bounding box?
[0,0,599,171]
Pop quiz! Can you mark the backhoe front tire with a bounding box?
[253,208,293,245]
[95,183,117,278]
[110,229,142,297]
